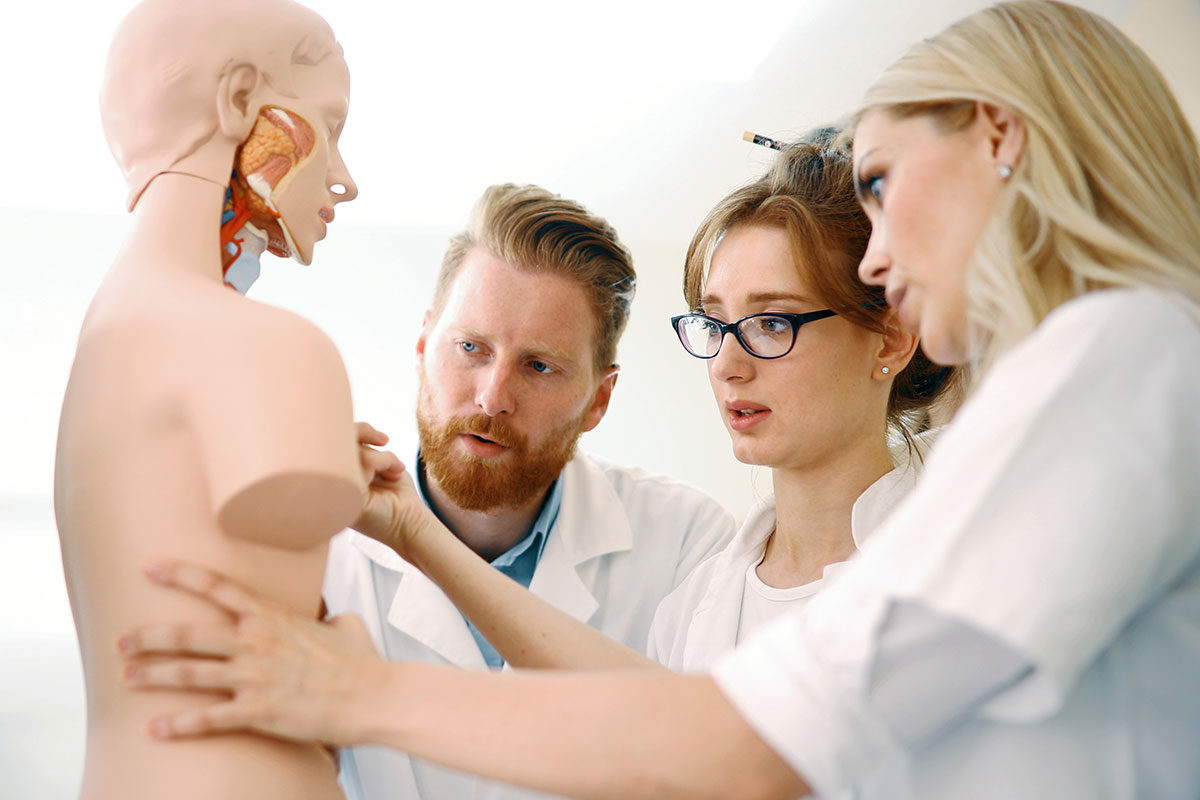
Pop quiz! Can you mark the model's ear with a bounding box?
[874,309,919,381]
[216,63,263,142]
[581,367,620,433]
[978,101,1026,174]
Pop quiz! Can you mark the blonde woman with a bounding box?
[119,3,1200,798]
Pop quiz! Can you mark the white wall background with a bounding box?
[1,0,1196,796]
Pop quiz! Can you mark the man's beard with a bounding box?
[417,382,588,512]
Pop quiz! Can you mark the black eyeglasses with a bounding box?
[671,309,838,360]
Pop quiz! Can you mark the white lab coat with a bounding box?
[714,288,1200,799]
[648,462,921,672]
[323,449,735,800]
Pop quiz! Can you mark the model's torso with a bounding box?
[56,275,342,799]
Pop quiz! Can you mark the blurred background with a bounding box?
[1,0,1196,795]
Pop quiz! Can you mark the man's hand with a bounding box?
[352,421,437,563]
[119,561,383,746]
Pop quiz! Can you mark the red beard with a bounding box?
[417,386,587,512]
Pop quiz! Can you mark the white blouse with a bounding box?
[647,457,922,672]
[713,288,1200,799]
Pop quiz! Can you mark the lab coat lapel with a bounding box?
[526,454,632,624]
[374,549,488,670]
[682,494,777,669]
[345,532,494,671]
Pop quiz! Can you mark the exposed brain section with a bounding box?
[235,106,317,258]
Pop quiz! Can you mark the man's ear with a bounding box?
[415,309,432,371]
[582,367,620,433]
[215,63,263,142]
[978,101,1026,174]
[874,309,919,381]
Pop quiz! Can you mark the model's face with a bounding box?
[701,225,885,471]
[273,55,357,265]
[854,109,1006,365]
[416,249,615,510]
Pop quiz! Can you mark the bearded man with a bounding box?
[322,183,735,800]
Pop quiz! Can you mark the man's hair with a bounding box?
[432,184,636,371]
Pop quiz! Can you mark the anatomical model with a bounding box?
[54,1,364,797]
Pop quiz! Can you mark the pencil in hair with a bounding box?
[743,131,784,151]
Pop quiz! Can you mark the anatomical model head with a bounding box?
[101,0,357,273]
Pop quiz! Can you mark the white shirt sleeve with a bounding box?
[712,289,1200,795]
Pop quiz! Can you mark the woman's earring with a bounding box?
[881,366,891,375]
[997,164,1013,179]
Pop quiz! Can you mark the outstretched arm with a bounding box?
[353,422,655,670]
[120,562,808,800]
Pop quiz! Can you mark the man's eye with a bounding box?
[530,360,552,374]
[460,342,478,353]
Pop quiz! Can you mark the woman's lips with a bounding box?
[726,402,771,432]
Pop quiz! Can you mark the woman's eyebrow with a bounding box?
[743,291,813,305]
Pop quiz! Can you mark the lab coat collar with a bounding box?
[349,450,631,667]
[681,493,777,669]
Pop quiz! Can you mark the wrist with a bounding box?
[353,660,418,750]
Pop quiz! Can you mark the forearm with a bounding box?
[407,518,655,670]
[359,663,809,800]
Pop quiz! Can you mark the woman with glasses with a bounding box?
[116,2,1200,797]
[650,137,954,671]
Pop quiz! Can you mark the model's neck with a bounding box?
[761,436,894,587]
[424,472,550,563]
[119,172,229,284]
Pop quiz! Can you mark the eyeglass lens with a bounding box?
[676,315,796,358]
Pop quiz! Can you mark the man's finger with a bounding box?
[118,623,237,659]
[144,561,263,618]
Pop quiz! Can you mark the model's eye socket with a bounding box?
[529,360,552,374]
[459,341,477,353]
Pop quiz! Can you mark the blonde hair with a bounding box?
[434,184,636,371]
[857,0,1200,372]
[684,136,959,442]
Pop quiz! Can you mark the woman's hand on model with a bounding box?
[118,560,383,746]
[351,421,439,565]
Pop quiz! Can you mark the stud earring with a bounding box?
[997,164,1013,179]
[881,366,891,375]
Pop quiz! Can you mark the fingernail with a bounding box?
[145,561,167,579]
[150,718,170,738]
[116,636,130,654]
[124,664,140,681]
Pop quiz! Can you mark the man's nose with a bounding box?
[475,362,516,416]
